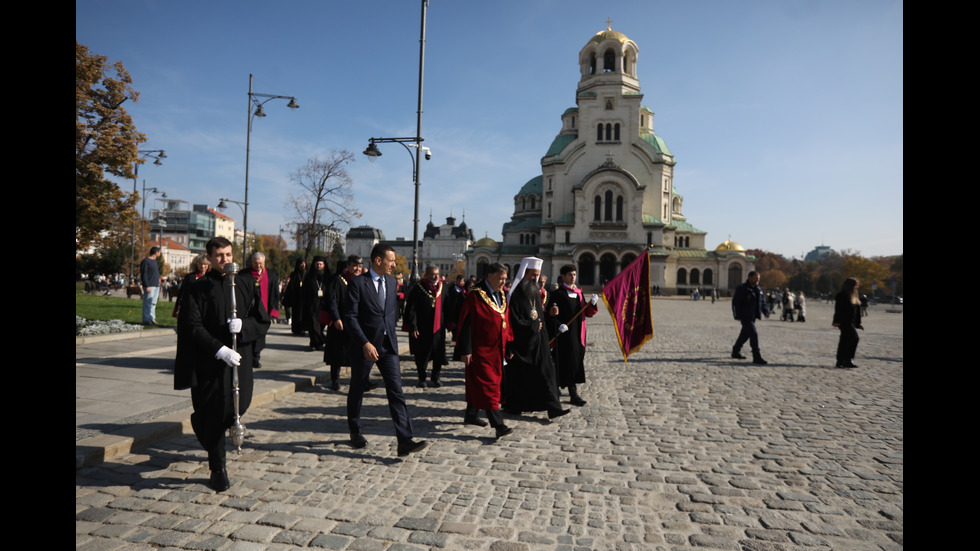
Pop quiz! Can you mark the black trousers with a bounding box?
[836,325,859,363]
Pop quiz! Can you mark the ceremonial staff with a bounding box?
[548,294,599,346]
[225,262,247,452]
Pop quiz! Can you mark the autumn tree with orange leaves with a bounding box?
[76,41,146,251]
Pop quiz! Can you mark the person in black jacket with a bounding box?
[174,237,270,492]
[239,252,280,368]
[832,277,863,368]
[323,256,362,390]
[731,271,770,365]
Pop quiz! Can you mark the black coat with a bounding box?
[503,279,560,412]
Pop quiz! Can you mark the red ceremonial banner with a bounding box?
[601,250,653,362]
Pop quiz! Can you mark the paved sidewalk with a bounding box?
[76,298,903,550]
[77,321,368,469]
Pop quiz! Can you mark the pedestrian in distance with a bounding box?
[832,277,863,369]
[731,271,770,365]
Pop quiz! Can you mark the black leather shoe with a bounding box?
[548,408,571,419]
[350,433,368,449]
[330,380,341,391]
[417,380,426,388]
[570,396,587,407]
[495,425,514,439]
[366,381,380,391]
[836,362,858,369]
[464,415,488,427]
[430,379,441,388]
[731,351,746,359]
[397,439,427,456]
[210,468,230,492]
[253,360,262,369]
[752,357,768,365]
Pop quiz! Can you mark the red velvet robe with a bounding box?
[455,285,513,410]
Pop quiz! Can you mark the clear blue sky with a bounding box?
[77,0,903,259]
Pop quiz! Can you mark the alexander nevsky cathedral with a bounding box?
[466,25,755,295]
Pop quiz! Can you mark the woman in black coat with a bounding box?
[832,277,863,368]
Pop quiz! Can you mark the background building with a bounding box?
[421,214,473,274]
[149,202,220,254]
[294,223,343,255]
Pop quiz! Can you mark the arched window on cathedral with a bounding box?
[685,236,690,247]
[597,123,603,142]
[530,234,536,245]
[565,231,570,244]
[605,123,612,141]
[519,234,524,245]
[614,123,620,141]
[521,197,526,210]
[704,269,713,286]
[530,196,536,210]
[647,232,653,246]
[589,53,597,75]
[616,195,623,221]
[603,48,615,72]
[677,268,688,285]
[594,196,601,221]
[604,190,613,221]
[690,269,700,285]
[623,53,630,75]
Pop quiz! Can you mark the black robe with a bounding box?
[323,272,352,370]
[403,280,448,375]
[503,279,561,412]
[546,286,597,387]
[174,270,270,453]
[283,264,307,335]
[302,269,330,348]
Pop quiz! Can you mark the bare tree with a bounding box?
[286,150,362,260]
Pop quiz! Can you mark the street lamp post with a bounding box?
[363,0,430,283]
[141,183,166,260]
[218,197,248,262]
[245,74,299,261]
[131,149,166,283]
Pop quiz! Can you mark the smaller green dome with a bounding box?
[473,237,498,248]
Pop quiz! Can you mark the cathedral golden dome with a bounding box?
[586,25,631,47]
[716,239,746,253]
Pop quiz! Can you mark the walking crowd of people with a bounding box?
[169,240,603,492]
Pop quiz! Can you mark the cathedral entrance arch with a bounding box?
[599,253,617,284]
[578,254,596,286]
[728,264,743,289]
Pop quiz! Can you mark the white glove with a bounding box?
[215,345,242,367]
[227,318,243,334]
[590,293,599,306]
[558,324,569,333]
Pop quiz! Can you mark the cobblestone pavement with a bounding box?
[76,299,903,550]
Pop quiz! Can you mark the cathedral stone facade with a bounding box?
[467,25,754,294]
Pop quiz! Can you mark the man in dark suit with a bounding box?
[344,244,426,456]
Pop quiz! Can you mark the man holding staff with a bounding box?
[174,237,270,492]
